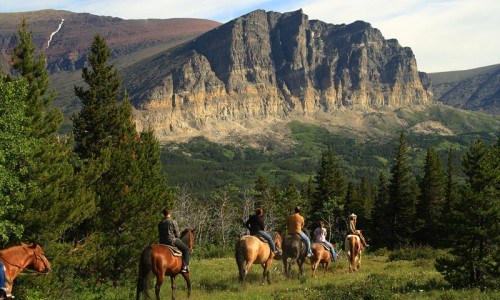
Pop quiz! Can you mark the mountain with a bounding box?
[123,9,432,140]
[428,64,500,115]
[0,9,220,126]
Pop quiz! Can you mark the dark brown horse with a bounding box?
[136,229,195,300]
[235,233,282,284]
[281,233,308,278]
[0,243,51,297]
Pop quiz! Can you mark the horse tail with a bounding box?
[346,236,357,272]
[235,238,246,283]
[137,245,153,299]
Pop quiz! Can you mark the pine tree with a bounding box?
[387,131,419,248]
[9,19,96,246]
[254,175,271,208]
[0,76,30,244]
[372,172,390,247]
[416,148,446,246]
[313,146,347,225]
[72,35,170,281]
[436,139,499,288]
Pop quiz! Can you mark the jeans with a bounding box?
[323,241,338,260]
[299,231,313,255]
[173,238,190,268]
[257,230,277,252]
[0,261,5,289]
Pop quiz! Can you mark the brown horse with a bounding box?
[345,234,363,272]
[0,243,51,297]
[310,243,332,278]
[136,228,195,300]
[235,233,282,284]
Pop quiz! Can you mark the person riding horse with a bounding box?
[158,209,190,273]
[348,213,369,247]
[245,208,281,255]
[0,261,9,298]
[287,206,313,257]
[313,220,338,262]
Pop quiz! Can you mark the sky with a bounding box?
[1,0,499,73]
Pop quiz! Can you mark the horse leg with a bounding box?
[357,251,362,270]
[324,260,330,276]
[181,271,191,298]
[282,258,289,279]
[244,260,254,282]
[298,257,305,276]
[262,260,272,285]
[170,276,176,300]
[155,273,165,300]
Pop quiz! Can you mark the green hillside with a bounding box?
[161,105,499,195]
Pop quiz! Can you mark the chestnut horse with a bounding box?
[310,243,332,277]
[136,229,195,300]
[345,234,363,272]
[0,243,51,296]
[235,234,282,284]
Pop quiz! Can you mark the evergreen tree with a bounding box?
[254,175,271,208]
[345,182,362,216]
[372,172,390,247]
[416,148,446,246]
[442,148,461,241]
[387,131,419,248]
[313,146,347,225]
[0,76,30,244]
[436,139,499,288]
[9,19,96,246]
[72,35,170,281]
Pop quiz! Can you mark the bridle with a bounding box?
[0,247,50,275]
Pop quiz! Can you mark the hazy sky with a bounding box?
[2,0,499,72]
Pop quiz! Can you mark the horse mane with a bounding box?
[180,228,191,239]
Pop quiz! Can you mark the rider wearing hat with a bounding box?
[348,213,369,247]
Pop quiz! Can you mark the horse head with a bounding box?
[23,242,51,274]
[180,228,196,253]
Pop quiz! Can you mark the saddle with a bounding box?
[320,242,330,251]
[254,234,268,244]
[159,244,183,257]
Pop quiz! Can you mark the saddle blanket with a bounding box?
[254,234,269,243]
[158,244,183,257]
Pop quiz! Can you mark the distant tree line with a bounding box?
[0,20,497,295]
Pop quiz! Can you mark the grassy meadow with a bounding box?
[54,248,498,300]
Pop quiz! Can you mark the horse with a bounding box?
[345,234,363,272]
[281,231,309,278]
[136,228,195,300]
[310,242,332,278]
[235,233,282,284]
[0,243,51,297]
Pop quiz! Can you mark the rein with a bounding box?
[0,248,49,276]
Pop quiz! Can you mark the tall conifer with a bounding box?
[436,139,499,288]
[416,148,446,245]
[387,131,419,248]
[72,35,170,281]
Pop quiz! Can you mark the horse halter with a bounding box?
[32,248,51,273]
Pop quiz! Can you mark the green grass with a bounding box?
[28,250,497,299]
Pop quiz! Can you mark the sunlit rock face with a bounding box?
[127,9,431,137]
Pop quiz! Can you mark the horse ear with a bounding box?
[191,228,196,233]
[28,240,38,248]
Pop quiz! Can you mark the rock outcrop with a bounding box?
[126,9,431,136]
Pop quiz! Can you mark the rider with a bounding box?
[0,261,10,298]
[245,208,281,255]
[313,220,338,261]
[158,209,190,273]
[287,206,313,257]
[348,213,369,247]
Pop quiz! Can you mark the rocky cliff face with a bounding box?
[127,9,431,136]
[428,64,500,115]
